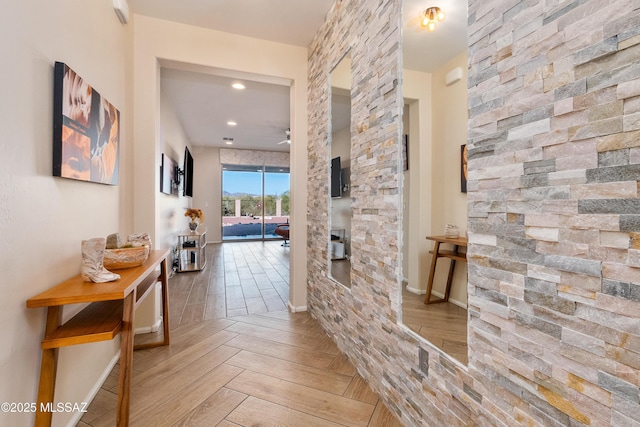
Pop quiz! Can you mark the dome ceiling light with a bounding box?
[421,6,445,31]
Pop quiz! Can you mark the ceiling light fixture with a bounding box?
[277,128,291,145]
[231,82,245,90]
[421,6,445,31]
[223,137,234,145]
[227,121,237,126]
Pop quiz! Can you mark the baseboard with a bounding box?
[430,290,467,309]
[288,302,307,313]
[406,285,426,295]
[66,352,119,427]
[134,316,163,335]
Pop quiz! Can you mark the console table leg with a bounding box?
[424,242,441,304]
[34,306,61,427]
[160,259,170,345]
[116,292,135,427]
[444,259,457,302]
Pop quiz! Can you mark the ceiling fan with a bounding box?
[277,128,291,144]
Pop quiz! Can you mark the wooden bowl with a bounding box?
[104,246,150,270]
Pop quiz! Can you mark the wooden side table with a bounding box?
[424,235,468,304]
[26,249,171,427]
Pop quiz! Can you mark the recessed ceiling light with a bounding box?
[232,82,245,90]
[227,121,237,126]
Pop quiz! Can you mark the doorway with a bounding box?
[222,164,290,241]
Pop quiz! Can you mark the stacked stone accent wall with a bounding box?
[308,0,640,425]
[466,0,640,425]
[219,148,289,168]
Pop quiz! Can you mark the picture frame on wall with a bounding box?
[160,153,178,196]
[461,144,468,193]
[160,155,168,194]
[52,62,120,185]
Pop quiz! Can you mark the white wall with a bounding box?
[430,53,468,306]
[402,69,433,294]
[157,88,192,249]
[135,88,194,330]
[133,15,309,310]
[193,146,222,242]
[0,1,132,426]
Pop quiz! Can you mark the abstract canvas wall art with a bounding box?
[53,62,120,184]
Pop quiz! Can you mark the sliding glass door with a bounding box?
[222,164,290,241]
[263,166,290,237]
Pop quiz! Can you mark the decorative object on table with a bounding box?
[53,62,120,185]
[104,232,151,269]
[81,237,121,282]
[185,208,204,232]
[444,224,459,238]
[104,246,150,269]
[106,232,121,249]
[127,232,152,247]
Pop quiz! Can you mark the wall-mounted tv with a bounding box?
[53,62,120,184]
[331,156,342,198]
[183,146,194,197]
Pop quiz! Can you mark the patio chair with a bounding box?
[274,222,290,247]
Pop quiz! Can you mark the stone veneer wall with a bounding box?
[466,0,640,425]
[219,148,289,168]
[308,0,640,426]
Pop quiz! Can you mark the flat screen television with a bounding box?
[183,146,194,197]
[331,156,342,198]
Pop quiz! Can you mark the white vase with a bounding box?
[444,224,459,238]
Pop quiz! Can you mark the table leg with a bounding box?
[116,292,135,427]
[133,257,172,351]
[160,258,170,345]
[443,246,458,302]
[34,306,61,427]
[424,242,441,304]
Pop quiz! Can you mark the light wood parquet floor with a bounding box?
[401,286,468,365]
[79,241,402,427]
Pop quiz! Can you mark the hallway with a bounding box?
[171,241,291,323]
[80,241,402,426]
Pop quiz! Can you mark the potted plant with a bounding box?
[185,208,204,232]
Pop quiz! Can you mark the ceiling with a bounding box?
[129,0,468,152]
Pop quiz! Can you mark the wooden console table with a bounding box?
[424,235,467,305]
[26,249,171,427]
